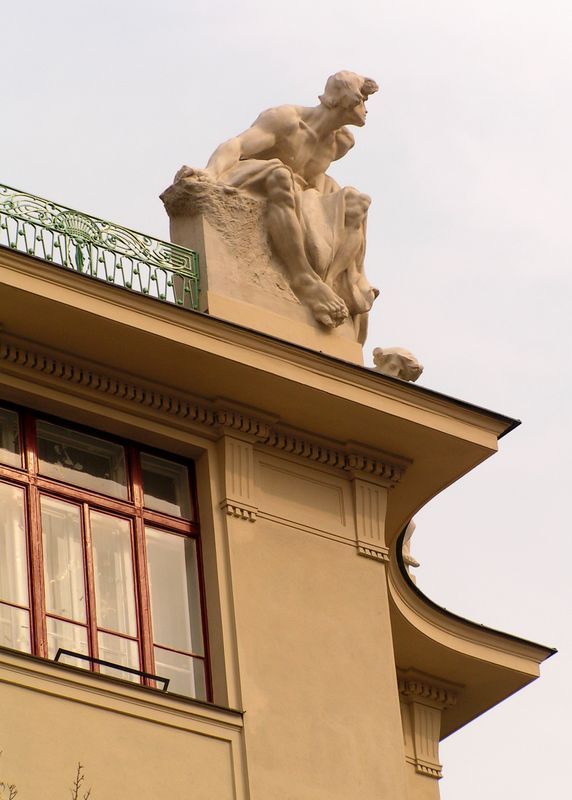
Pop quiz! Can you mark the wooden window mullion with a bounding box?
[133,514,154,681]
[82,502,99,669]
[22,413,47,658]
[3,404,208,698]
[128,446,154,682]
[195,534,213,701]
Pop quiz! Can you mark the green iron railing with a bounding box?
[0,183,199,309]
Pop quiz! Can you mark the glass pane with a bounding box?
[146,528,204,655]
[0,482,28,607]
[91,511,136,636]
[47,617,89,669]
[98,632,140,682]
[154,647,206,699]
[37,420,128,500]
[140,453,192,519]
[0,603,31,653]
[41,497,86,622]
[0,407,21,468]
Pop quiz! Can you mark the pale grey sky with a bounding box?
[2,1,571,796]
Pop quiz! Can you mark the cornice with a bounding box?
[388,533,556,666]
[1,246,518,445]
[0,339,407,485]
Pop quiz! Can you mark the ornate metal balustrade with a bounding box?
[0,184,199,309]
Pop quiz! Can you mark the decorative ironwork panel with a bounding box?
[0,184,199,310]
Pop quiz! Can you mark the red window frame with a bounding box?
[0,403,211,700]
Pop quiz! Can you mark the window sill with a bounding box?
[0,645,243,730]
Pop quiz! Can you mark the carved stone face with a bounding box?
[336,79,369,126]
[346,96,367,126]
[372,348,424,382]
[320,71,378,127]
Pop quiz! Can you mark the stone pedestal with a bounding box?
[162,181,364,364]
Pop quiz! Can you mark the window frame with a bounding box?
[0,401,211,701]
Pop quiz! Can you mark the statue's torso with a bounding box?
[255,105,342,184]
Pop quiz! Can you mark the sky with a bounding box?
[2,0,571,796]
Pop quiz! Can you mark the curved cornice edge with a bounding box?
[389,529,556,667]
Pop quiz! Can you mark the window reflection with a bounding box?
[154,647,206,698]
[98,632,139,682]
[0,407,207,699]
[0,482,28,609]
[141,453,192,519]
[0,604,30,653]
[91,511,137,637]
[47,617,89,670]
[37,421,128,500]
[146,527,204,656]
[0,475,30,654]
[0,407,21,468]
[41,496,86,623]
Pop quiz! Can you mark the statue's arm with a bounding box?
[333,127,355,162]
[205,106,296,179]
[204,128,272,178]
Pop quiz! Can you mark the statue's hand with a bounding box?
[174,165,214,183]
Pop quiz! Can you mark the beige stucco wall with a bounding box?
[0,650,246,799]
[0,251,552,799]
[404,765,442,800]
[225,449,409,799]
[0,431,410,800]
[0,401,413,800]
[0,360,407,800]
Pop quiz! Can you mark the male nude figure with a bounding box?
[175,71,379,332]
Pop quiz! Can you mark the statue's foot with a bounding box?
[295,278,349,328]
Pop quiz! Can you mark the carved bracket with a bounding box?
[397,670,460,780]
[353,477,389,563]
[218,436,258,523]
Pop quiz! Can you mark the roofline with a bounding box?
[0,241,520,440]
[199,308,521,439]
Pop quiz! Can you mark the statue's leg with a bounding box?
[326,190,377,315]
[354,312,369,346]
[266,167,348,328]
[326,226,363,288]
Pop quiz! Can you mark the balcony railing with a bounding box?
[0,183,199,310]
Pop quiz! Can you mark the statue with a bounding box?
[402,520,420,584]
[162,71,379,343]
[372,347,424,382]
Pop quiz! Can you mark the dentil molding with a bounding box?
[0,340,409,491]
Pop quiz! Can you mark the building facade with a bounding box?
[0,185,553,798]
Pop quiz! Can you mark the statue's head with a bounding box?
[372,347,424,382]
[319,71,379,126]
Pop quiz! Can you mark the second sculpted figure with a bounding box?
[168,71,379,341]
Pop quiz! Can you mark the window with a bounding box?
[0,404,209,700]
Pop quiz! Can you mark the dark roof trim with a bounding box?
[199,309,521,439]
